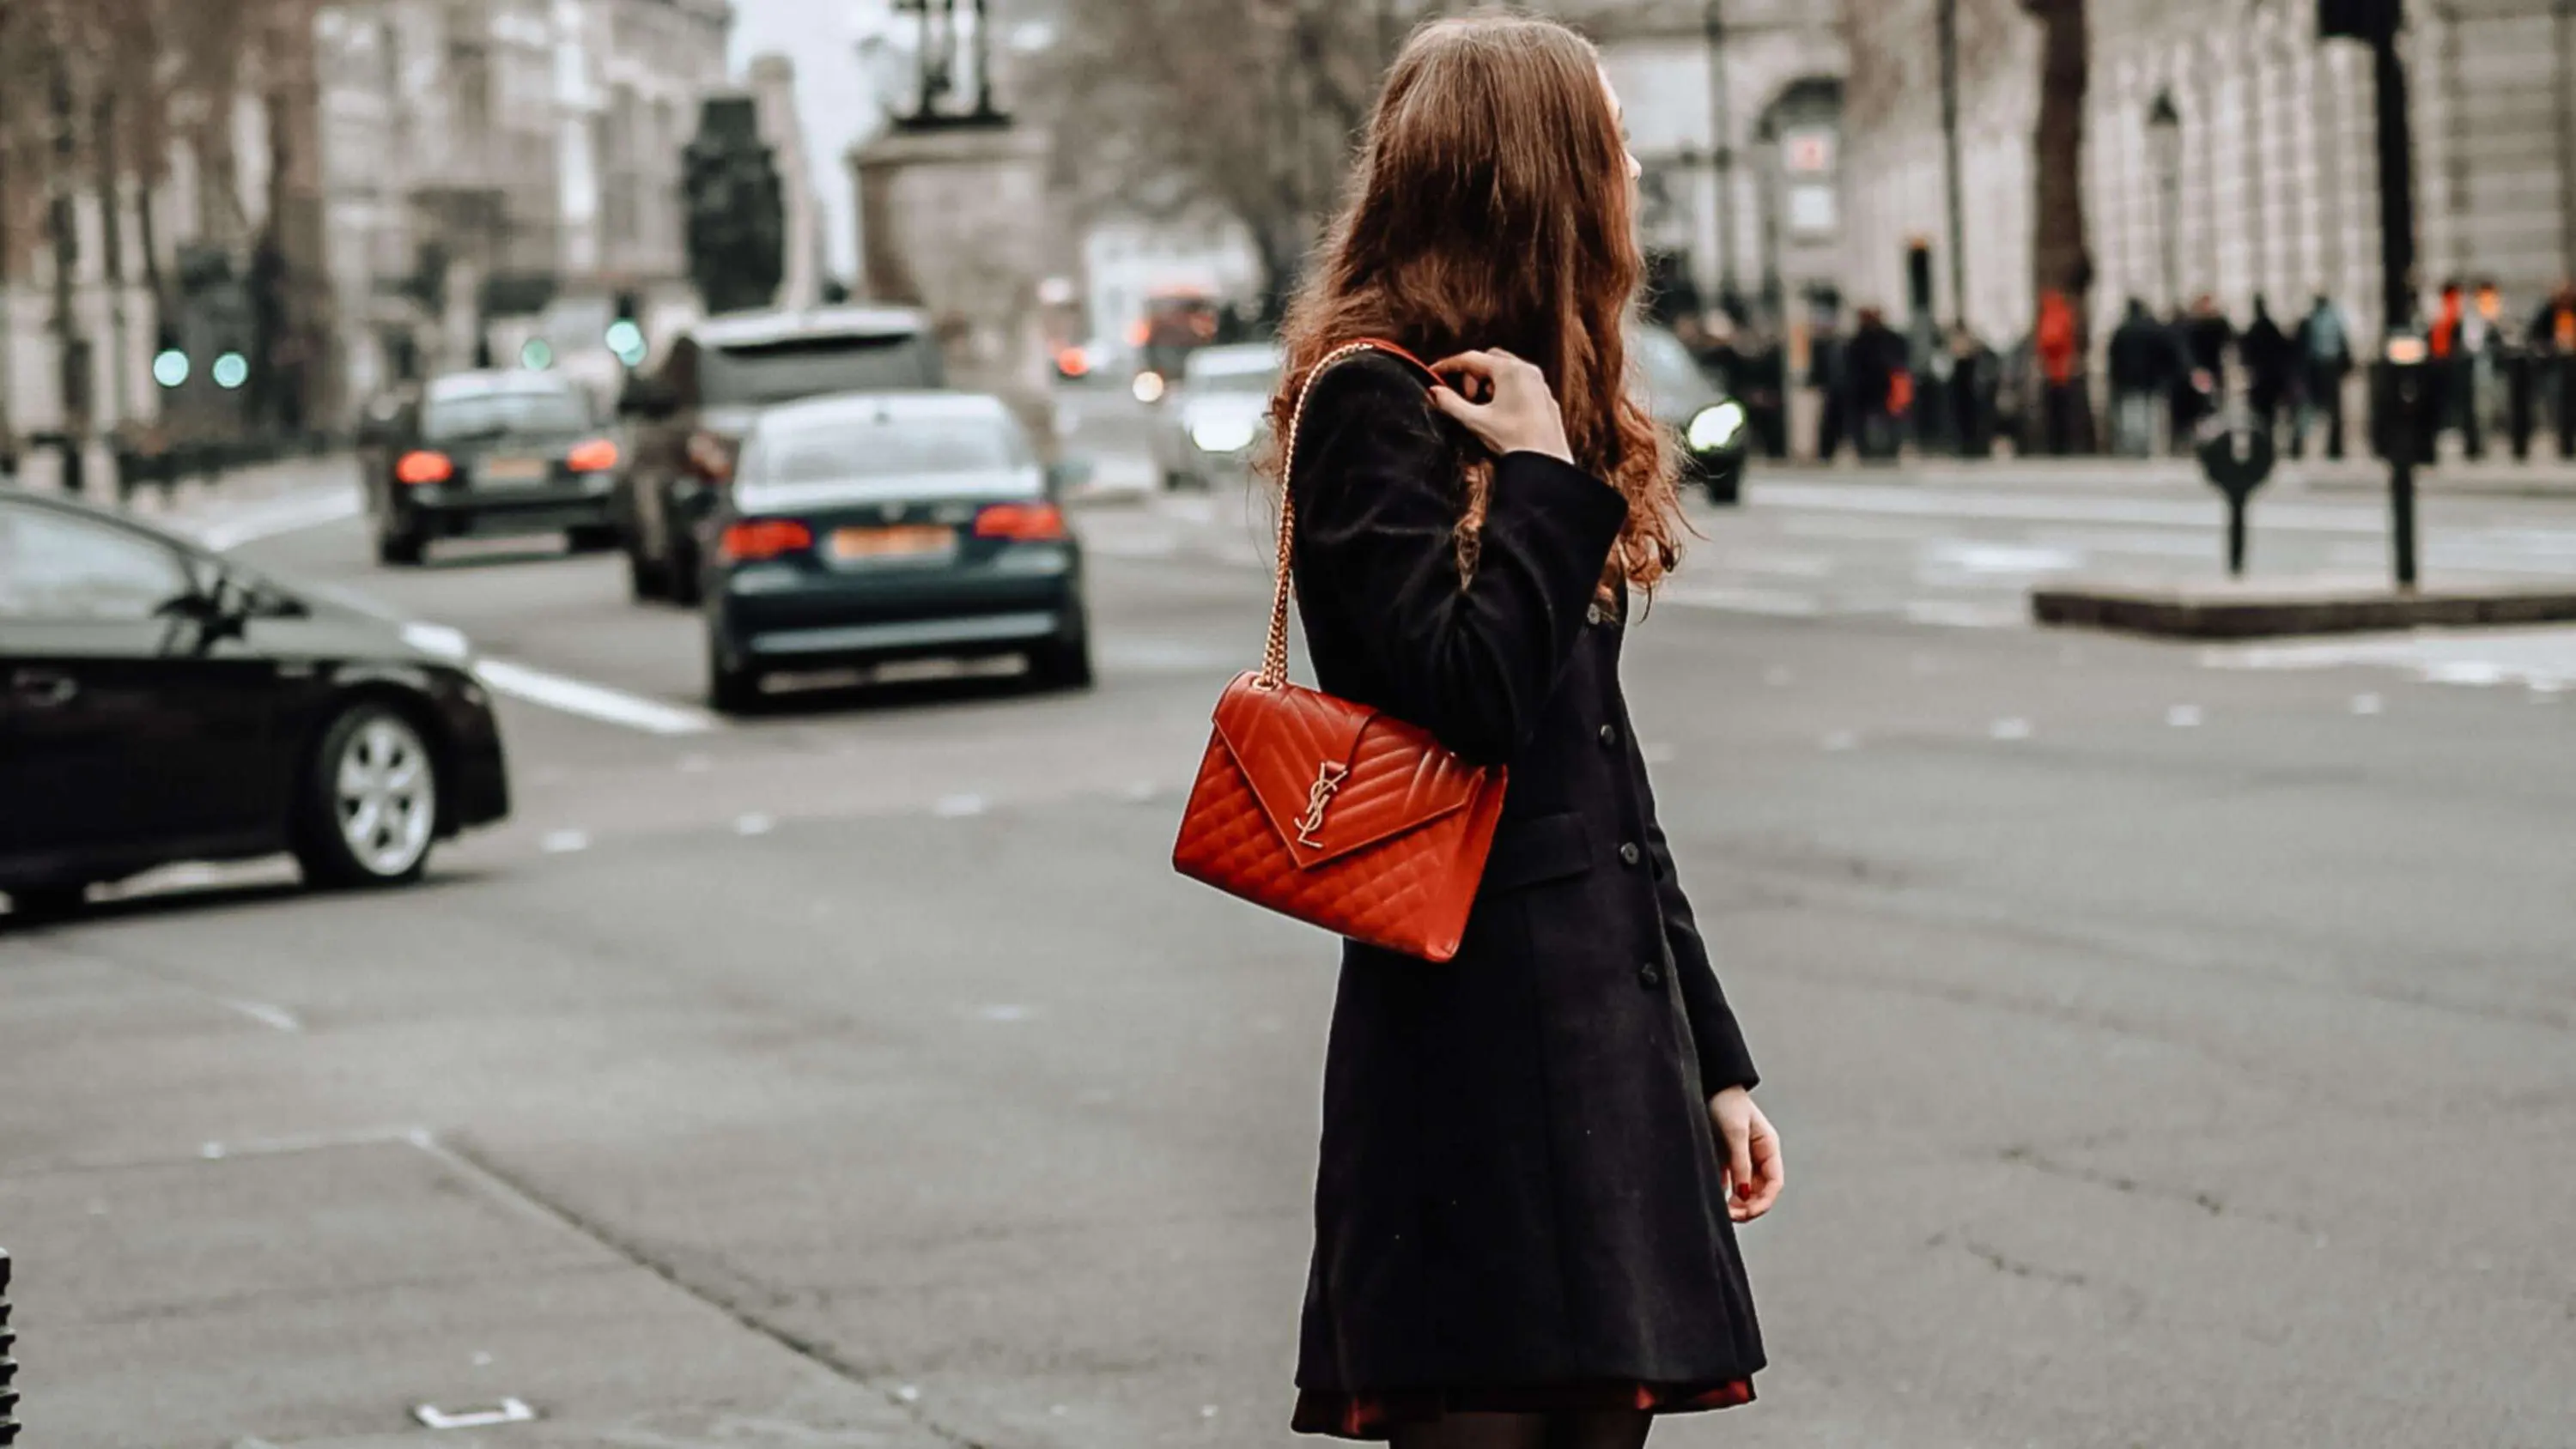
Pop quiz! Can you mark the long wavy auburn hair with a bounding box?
[1267,11,1682,597]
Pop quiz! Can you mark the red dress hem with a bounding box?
[1291,1377,1756,1440]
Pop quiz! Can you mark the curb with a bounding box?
[2032,578,2576,639]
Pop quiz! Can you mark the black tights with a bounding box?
[1391,1410,1652,1449]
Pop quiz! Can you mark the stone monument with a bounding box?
[851,0,1056,455]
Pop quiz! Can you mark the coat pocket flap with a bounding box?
[1479,812,1595,892]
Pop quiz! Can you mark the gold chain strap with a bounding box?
[1263,341,1395,687]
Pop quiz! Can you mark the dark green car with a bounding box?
[1636,324,1751,506]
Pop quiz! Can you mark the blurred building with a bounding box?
[1844,0,2576,349]
[1576,0,1849,319]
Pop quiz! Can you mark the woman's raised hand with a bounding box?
[1428,349,1575,464]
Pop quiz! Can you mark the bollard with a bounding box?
[2197,422,2276,577]
[2,1246,18,1444]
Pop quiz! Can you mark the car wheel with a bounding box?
[627,542,670,600]
[1162,469,1189,492]
[295,702,440,889]
[708,645,762,715]
[1030,621,1095,692]
[668,541,704,607]
[377,530,426,567]
[6,884,89,923]
[568,524,619,553]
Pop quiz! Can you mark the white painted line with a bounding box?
[2351,693,2385,715]
[896,1385,922,1404]
[2166,705,2204,728]
[415,1397,537,1430]
[735,813,775,836]
[471,658,720,736]
[934,793,988,818]
[1749,479,2392,535]
[221,998,304,1034]
[1665,584,1825,616]
[540,830,591,854]
[2205,627,2576,691]
[1822,731,1860,752]
[1990,718,2034,741]
[189,488,364,550]
[1902,599,2027,629]
[973,1003,1035,1022]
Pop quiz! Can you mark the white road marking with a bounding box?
[1902,599,2027,629]
[1749,479,2393,534]
[935,793,988,817]
[734,814,775,836]
[2166,705,2205,728]
[1664,583,1824,616]
[1822,731,1860,751]
[471,658,720,736]
[540,830,591,854]
[2352,693,2385,715]
[1990,718,2034,741]
[2204,627,2576,691]
[221,998,304,1033]
[973,1003,1035,1022]
[188,487,365,550]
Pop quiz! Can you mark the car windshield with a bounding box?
[1634,328,1716,407]
[1185,354,1279,394]
[422,388,592,441]
[700,334,944,406]
[761,417,1032,483]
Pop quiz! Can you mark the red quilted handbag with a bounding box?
[1170,341,1508,962]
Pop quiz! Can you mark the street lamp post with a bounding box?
[2148,90,2182,308]
[1937,0,1966,329]
[1704,0,1735,312]
[2322,0,2422,588]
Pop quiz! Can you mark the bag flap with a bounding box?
[1210,673,1485,870]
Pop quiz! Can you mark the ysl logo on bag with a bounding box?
[1296,761,1351,848]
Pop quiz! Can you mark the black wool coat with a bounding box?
[1287,354,1766,1397]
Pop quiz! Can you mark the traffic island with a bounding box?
[2031,576,2576,640]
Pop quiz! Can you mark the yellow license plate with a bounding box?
[480,457,548,485]
[829,524,956,561]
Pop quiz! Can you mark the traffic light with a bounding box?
[606,289,647,367]
[684,95,786,316]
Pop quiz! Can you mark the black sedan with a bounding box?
[0,490,510,919]
[366,370,624,565]
[702,391,1092,712]
[1636,324,1752,505]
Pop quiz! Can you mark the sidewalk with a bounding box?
[1759,451,2576,501]
[5,447,360,540]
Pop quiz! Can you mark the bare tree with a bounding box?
[2021,0,2090,307]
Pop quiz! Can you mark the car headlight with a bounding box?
[1686,401,1747,453]
[1188,415,1260,455]
[1133,373,1167,403]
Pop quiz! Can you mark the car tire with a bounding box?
[377,530,426,567]
[293,702,440,890]
[708,646,762,715]
[627,543,670,600]
[1162,468,1189,492]
[567,524,619,553]
[667,541,704,607]
[1030,622,1095,692]
[6,884,88,923]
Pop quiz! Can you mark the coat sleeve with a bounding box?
[1290,355,1629,766]
[1631,743,1760,1096]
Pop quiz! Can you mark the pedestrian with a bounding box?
[2426,278,2465,458]
[1847,306,1909,460]
[1266,15,1782,1445]
[1947,322,1999,458]
[2032,288,2083,456]
[2107,297,2174,457]
[1736,323,1789,458]
[2241,294,2295,446]
[1807,302,1849,461]
[2293,292,2353,460]
[2529,282,2576,458]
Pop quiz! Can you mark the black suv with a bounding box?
[613,307,945,604]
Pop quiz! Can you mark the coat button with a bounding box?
[1638,961,1664,989]
[1586,603,1604,626]
[1619,841,1642,867]
[1598,723,1619,748]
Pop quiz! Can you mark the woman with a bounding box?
[1271,15,1784,1449]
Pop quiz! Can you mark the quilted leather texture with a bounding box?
[1175,673,1508,962]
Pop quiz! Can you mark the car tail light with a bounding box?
[718,518,812,562]
[686,430,738,482]
[974,502,1069,542]
[568,438,620,473]
[395,450,453,486]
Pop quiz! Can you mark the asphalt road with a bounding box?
[3,414,2573,1449]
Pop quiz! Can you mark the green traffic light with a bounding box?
[211,353,250,390]
[520,338,555,371]
[153,350,191,388]
[605,319,647,367]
